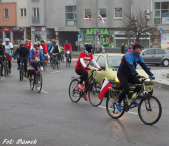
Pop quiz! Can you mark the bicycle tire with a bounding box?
[69,79,81,103]
[43,62,46,71]
[88,82,103,107]
[53,59,56,69]
[6,60,9,75]
[66,57,68,67]
[106,95,125,119]
[138,95,162,125]
[36,73,42,93]
[57,59,60,68]
[30,75,34,90]
[3,63,7,77]
[20,64,23,81]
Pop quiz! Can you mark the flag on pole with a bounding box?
[86,15,93,22]
[98,78,111,100]
[98,14,105,23]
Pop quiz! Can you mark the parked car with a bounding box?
[141,48,169,67]
[88,53,154,95]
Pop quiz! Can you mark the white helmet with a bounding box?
[5,38,10,42]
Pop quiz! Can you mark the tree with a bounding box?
[121,8,158,44]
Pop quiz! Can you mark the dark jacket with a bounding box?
[14,47,29,58]
[117,50,153,77]
[0,45,5,61]
[52,45,60,54]
[121,45,125,54]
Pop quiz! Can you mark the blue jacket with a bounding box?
[29,49,45,65]
[48,43,53,51]
[117,50,153,76]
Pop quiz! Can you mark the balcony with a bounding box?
[32,16,40,24]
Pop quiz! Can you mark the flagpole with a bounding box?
[95,0,98,48]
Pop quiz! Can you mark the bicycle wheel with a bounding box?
[106,95,125,119]
[50,58,53,67]
[66,57,68,67]
[88,82,103,107]
[6,61,9,75]
[69,79,81,103]
[30,75,34,90]
[20,64,23,81]
[53,59,56,69]
[36,73,42,93]
[56,59,60,68]
[138,95,162,125]
[3,63,7,77]
[43,62,46,71]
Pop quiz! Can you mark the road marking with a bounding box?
[41,90,48,93]
[98,105,138,115]
[51,70,63,74]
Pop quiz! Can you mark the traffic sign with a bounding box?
[77,34,81,39]
[55,31,59,35]
[159,28,163,35]
[78,38,82,41]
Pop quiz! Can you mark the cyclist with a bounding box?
[50,41,61,63]
[75,44,102,101]
[13,41,29,76]
[25,39,31,50]
[116,44,155,112]
[3,38,13,74]
[63,40,72,63]
[0,39,5,76]
[29,43,47,71]
[48,39,56,52]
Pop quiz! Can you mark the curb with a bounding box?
[153,81,169,90]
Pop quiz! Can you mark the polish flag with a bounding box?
[98,14,105,23]
[86,15,93,22]
[98,78,111,100]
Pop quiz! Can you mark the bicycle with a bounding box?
[29,60,43,93]
[19,57,27,81]
[65,50,71,67]
[60,52,64,63]
[106,76,162,125]
[51,53,60,69]
[3,55,9,77]
[69,68,103,107]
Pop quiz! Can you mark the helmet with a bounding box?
[25,39,29,42]
[0,39,3,43]
[85,44,92,53]
[65,40,69,43]
[47,41,50,44]
[5,38,10,42]
[34,42,40,47]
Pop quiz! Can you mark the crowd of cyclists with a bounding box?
[0,38,72,77]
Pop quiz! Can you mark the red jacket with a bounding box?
[25,42,31,50]
[40,43,47,53]
[63,43,72,52]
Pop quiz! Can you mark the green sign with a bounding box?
[47,35,55,39]
[83,35,95,45]
[101,35,114,48]
[86,28,108,34]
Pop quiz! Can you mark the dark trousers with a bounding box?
[17,58,27,74]
[0,58,3,74]
[117,74,142,103]
[65,52,71,62]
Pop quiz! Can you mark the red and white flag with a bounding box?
[98,14,105,23]
[98,78,111,100]
[86,15,93,22]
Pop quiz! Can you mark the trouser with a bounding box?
[117,74,142,103]
[0,58,3,74]
[75,69,89,92]
[17,58,27,74]
[65,52,71,62]
[5,54,12,70]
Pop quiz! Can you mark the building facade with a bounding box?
[0,0,169,49]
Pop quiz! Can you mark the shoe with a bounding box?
[78,84,83,90]
[115,103,121,112]
[132,100,139,105]
[17,66,20,70]
[1,73,4,76]
[83,94,89,101]
[9,70,11,74]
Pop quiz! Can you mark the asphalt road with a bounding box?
[0,61,169,146]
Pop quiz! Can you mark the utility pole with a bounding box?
[95,0,98,47]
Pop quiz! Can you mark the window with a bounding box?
[90,55,98,66]
[32,0,39,2]
[154,2,169,24]
[97,56,105,68]
[144,49,155,55]
[65,6,76,25]
[115,8,122,18]
[107,56,121,68]
[21,8,26,17]
[155,49,165,54]
[84,9,91,18]
[4,9,8,20]
[32,8,39,23]
[33,8,39,16]
[99,8,106,18]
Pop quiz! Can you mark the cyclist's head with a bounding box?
[52,41,56,46]
[34,42,40,50]
[0,39,3,45]
[20,41,25,47]
[65,40,69,44]
[25,39,29,42]
[133,44,144,54]
[41,40,44,44]
[47,41,50,44]
[5,38,10,45]
[85,43,92,53]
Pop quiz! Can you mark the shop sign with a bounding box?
[101,35,114,48]
[35,27,41,31]
[42,27,46,32]
[55,28,58,31]
[47,34,55,39]
[162,18,169,24]
[86,28,108,35]
[2,27,11,32]
[12,27,19,31]
[20,27,24,31]
[83,35,95,45]
[31,27,35,31]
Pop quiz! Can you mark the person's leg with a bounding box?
[117,75,130,103]
[24,59,27,75]
[0,59,3,75]
[17,58,20,69]
[75,69,88,85]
